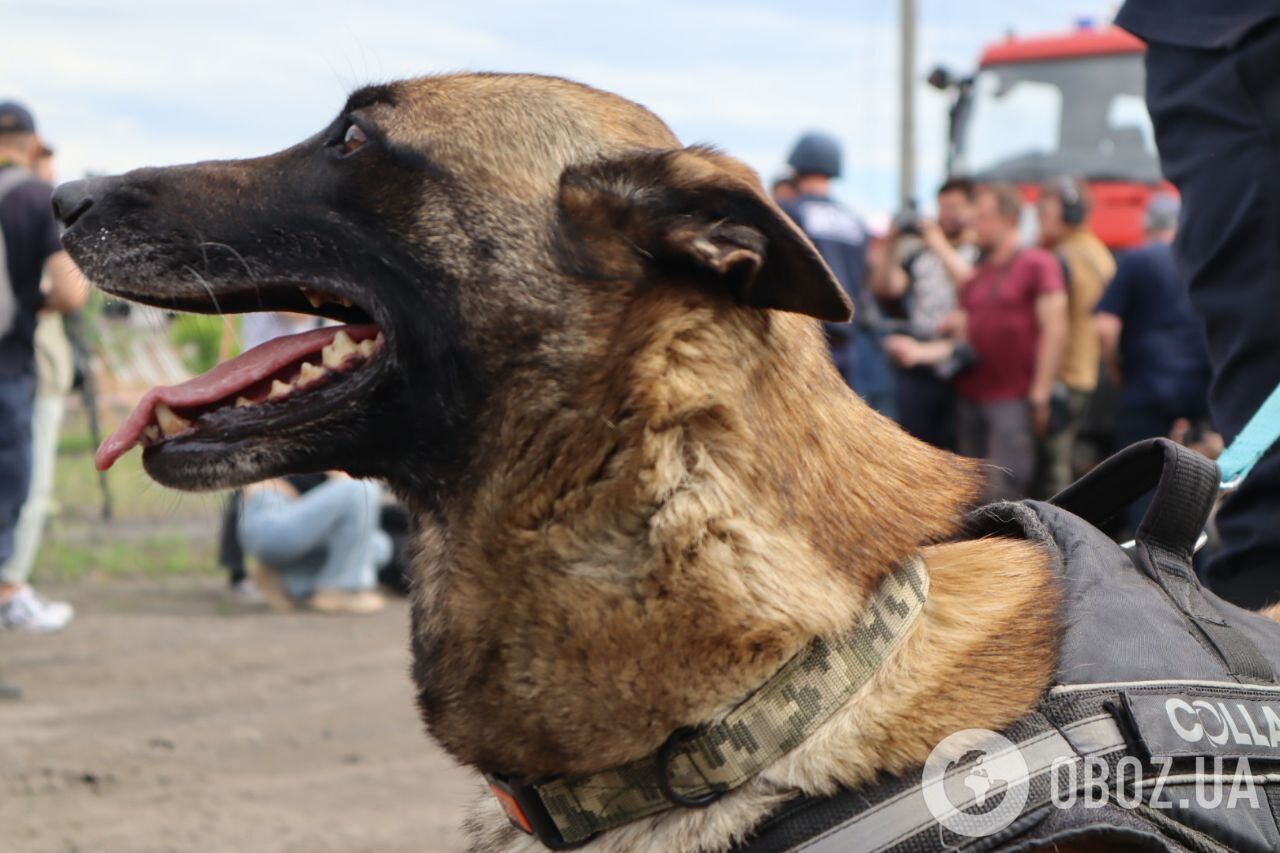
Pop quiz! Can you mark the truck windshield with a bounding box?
[954,52,1161,184]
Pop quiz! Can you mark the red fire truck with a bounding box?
[930,23,1167,250]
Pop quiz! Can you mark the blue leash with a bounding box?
[1217,385,1280,489]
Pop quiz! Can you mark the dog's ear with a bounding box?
[558,145,853,322]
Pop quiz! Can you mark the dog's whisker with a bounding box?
[182,265,225,316]
[198,241,256,282]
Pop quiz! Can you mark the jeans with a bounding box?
[0,374,35,568]
[0,394,64,585]
[1141,21,1280,606]
[956,397,1034,503]
[237,479,391,600]
[894,366,955,450]
[831,329,896,419]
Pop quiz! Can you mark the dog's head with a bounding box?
[56,74,850,503]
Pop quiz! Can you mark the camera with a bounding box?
[892,201,922,237]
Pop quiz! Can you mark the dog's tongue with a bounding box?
[96,323,379,472]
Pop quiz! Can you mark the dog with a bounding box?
[55,74,1063,851]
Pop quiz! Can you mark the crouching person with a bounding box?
[237,473,390,614]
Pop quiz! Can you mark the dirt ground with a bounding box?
[1,576,477,853]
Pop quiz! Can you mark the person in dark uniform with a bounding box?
[1117,3,1280,608]
[777,132,894,417]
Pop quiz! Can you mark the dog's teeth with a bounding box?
[322,330,357,369]
[356,339,375,358]
[155,403,191,437]
[297,362,327,388]
[268,379,293,400]
[302,289,352,309]
[235,396,254,408]
[142,424,162,444]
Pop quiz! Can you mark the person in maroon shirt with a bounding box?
[887,185,1070,500]
[954,184,1068,500]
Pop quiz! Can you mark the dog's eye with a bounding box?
[341,123,367,156]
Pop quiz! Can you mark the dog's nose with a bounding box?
[52,178,101,229]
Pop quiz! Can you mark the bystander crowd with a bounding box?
[880,184,1067,500]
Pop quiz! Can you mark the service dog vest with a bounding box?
[738,439,1280,853]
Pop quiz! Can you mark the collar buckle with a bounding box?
[485,772,595,850]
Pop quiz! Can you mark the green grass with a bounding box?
[37,408,227,581]
[35,533,216,583]
[170,313,240,375]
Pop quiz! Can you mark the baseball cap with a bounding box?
[0,101,36,134]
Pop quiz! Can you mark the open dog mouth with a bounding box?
[95,286,388,476]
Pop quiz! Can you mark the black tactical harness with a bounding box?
[498,439,1280,851]
[735,438,1280,853]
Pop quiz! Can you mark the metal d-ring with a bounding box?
[656,726,725,808]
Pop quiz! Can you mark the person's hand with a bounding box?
[936,310,968,340]
[883,334,921,368]
[920,218,947,250]
[1030,394,1051,438]
[1170,418,1226,459]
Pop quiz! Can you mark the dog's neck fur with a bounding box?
[409,289,1059,849]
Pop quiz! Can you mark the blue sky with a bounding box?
[3,0,1114,217]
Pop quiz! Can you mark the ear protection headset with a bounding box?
[1057,176,1085,225]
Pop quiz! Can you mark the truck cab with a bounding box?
[935,25,1166,249]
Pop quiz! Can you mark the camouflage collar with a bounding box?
[486,555,930,849]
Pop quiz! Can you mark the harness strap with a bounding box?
[488,557,930,848]
[736,711,1127,853]
[738,678,1280,853]
[1051,439,1275,684]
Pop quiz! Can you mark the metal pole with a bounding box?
[899,0,916,207]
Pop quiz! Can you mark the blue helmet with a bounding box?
[787,131,842,178]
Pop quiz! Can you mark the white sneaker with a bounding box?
[0,586,75,632]
[227,578,267,609]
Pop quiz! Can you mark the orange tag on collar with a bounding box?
[489,781,534,834]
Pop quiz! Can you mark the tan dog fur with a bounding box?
[397,119,1062,846]
[364,76,1064,852]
